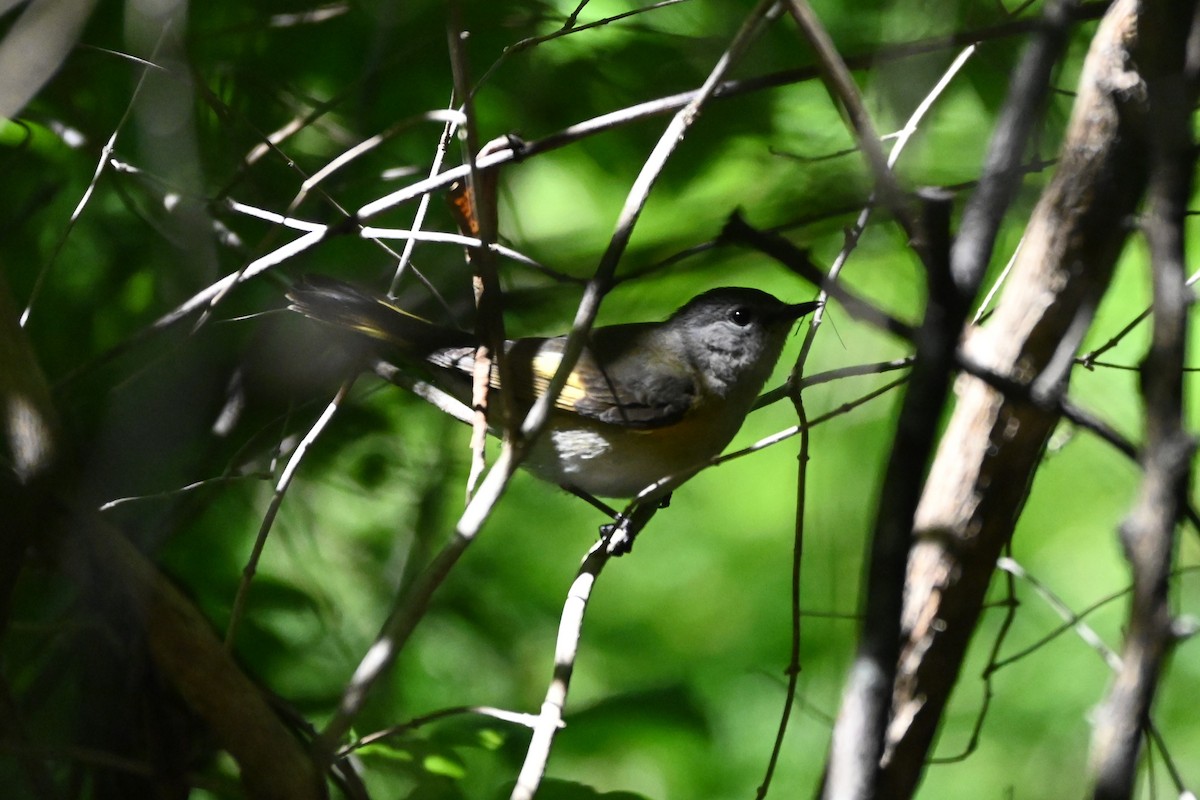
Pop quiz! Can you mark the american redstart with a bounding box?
[286,276,818,501]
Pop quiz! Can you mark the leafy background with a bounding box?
[2,0,1198,798]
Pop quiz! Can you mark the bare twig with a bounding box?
[1079,260,1200,367]
[339,704,552,757]
[447,3,511,501]
[782,0,918,244]
[473,0,692,92]
[996,557,1124,672]
[998,558,1197,798]
[755,389,812,799]
[778,38,973,383]
[224,379,355,650]
[712,374,910,468]
[390,99,461,295]
[807,42,977,338]
[510,543,612,800]
[972,236,1023,324]
[508,5,787,791]
[97,471,272,511]
[950,0,1079,296]
[20,33,164,328]
[755,358,914,409]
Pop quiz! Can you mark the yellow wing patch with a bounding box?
[529,350,595,411]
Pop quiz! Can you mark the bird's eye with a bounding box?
[730,306,754,326]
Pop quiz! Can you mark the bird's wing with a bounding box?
[427,327,696,429]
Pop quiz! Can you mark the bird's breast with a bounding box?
[522,399,744,499]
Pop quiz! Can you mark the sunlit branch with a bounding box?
[225,379,356,651]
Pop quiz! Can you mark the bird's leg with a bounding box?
[563,485,619,517]
[563,485,672,555]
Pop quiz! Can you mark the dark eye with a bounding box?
[730,306,754,326]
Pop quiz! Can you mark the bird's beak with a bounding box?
[777,300,822,322]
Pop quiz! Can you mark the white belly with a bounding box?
[521,407,741,500]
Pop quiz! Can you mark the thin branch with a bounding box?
[509,7,787,790]
[390,98,460,295]
[225,379,355,651]
[755,358,914,409]
[339,704,552,757]
[447,3,511,502]
[755,387,812,799]
[716,375,910,467]
[472,0,693,92]
[772,38,972,396]
[782,0,919,245]
[972,235,1024,324]
[510,543,611,800]
[1088,1,1197,793]
[995,557,1125,673]
[20,33,165,327]
[97,471,271,511]
[1078,263,1200,366]
[949,0,1079,296]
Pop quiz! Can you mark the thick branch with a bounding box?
[819,1,1080,795]
[69,519,324,800]
[823,193,961,800]
[881,1,1151,796]
[0,279,321,800]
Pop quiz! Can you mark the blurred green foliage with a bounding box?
[2,0,1198,798]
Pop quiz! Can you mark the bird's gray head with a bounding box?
[667,287,820,396]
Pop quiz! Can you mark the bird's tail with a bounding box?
[286,276,472,358]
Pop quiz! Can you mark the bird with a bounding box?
[286,276,818,504]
